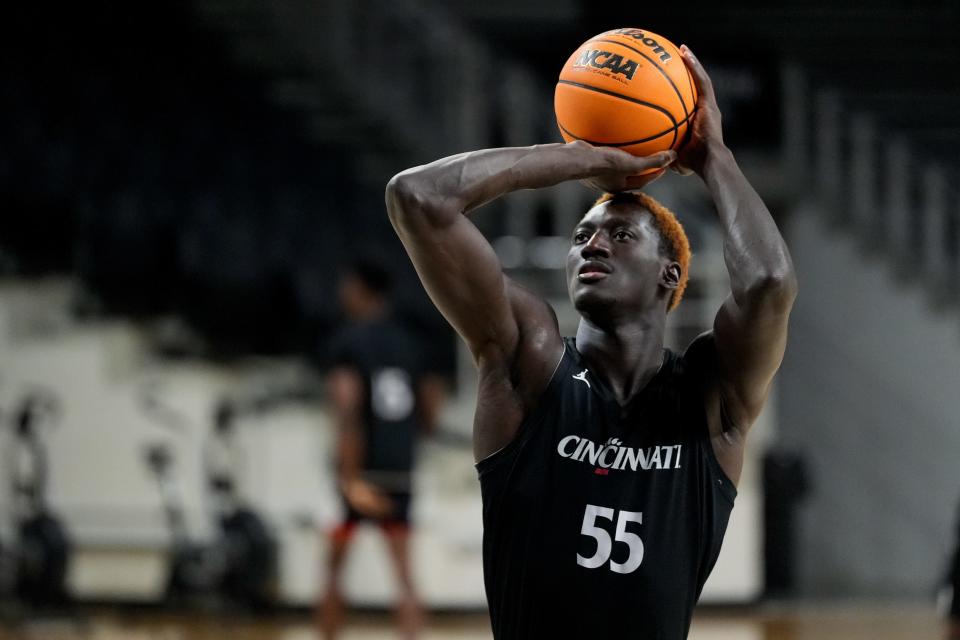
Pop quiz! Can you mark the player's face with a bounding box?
[566,202,668,317]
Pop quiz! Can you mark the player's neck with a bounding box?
[574,314,665,406]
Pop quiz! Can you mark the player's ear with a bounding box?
[661,262,681,290]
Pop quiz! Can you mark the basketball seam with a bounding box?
[556,79,677,126]
[556,80,683,148]
[558,106,696,148]
[587,37,689,120]
[558,122,671,147]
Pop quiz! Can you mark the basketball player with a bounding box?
[386,45,796,638]
[318,260,444,640]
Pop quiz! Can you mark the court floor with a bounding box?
[0,604,948,640]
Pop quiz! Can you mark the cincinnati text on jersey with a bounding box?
[557,436,682,471]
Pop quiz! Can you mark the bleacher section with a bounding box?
[0,2,441,363]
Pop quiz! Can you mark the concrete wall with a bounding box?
[780,207,960,596]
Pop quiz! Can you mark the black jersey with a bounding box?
[328,316,423,488]
[477,338,736,640]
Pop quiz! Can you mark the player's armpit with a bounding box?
[504,281,565,409]
[683,332,749,487]
[471,281,564,463]
[711,282,795,433]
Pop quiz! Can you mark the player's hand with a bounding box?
[344,479,395,518]
[673,45,726,176]
[571,141,676,192]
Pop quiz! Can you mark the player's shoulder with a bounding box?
[475,278,563,408]
[506,278,556,319]
[678,330,719,383]
[504,278,563,365]
[505,278,562,349]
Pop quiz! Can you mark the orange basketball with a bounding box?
[555,28,697,170]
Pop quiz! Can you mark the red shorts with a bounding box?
[331,491,412,542]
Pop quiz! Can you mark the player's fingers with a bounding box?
[629,150,676,173]
[680,45,715,103]
[670,162,695,176]
[623,168,666,191]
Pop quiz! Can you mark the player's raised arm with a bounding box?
[385,143,675,366]
[677,46,798,474]
[386,143,674,459]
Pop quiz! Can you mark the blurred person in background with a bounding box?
[385,46,796,638]
[318,259,445,640]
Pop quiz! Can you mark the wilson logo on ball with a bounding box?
[555,27,696,162]
[573,49,640,80]
[608,28,672,63]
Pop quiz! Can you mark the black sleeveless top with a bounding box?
[477,338,736,639]
[327,316,423,488]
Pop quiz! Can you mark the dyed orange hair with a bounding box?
[592,191,690,311]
